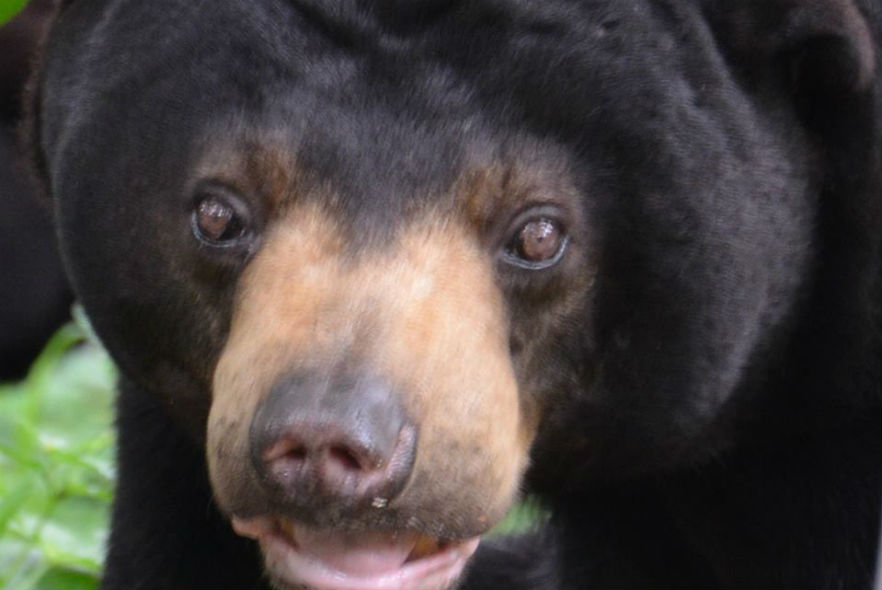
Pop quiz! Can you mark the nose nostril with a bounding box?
[263,438,308,463]
[328,445,365,471]
[263,436,371,475]
[288,446,307,461]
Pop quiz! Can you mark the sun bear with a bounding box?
[28,0,881,588]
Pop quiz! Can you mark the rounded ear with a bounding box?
[703,0,877,134]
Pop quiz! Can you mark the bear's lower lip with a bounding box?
[231,516,481,590]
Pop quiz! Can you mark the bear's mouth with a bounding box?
[232,516,481,590]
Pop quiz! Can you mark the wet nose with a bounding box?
[249,371,416,509]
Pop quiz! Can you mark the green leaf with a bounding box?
[1,553,48,590]
[34,567,99,590]
[0,440,47,474]
[0,320,116,590]
[487,497,548,537]
[0,0,29,27]
[39,496,108,570]
[0,483,33,536]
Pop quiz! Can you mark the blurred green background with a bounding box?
[0,313,116,590]
[0,0,28,26]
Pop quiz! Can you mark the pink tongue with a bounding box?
[294,526,418,576]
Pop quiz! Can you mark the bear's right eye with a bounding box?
[191,187,251,246]
[499,206,570,271]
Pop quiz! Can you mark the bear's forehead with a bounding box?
[119,0,718,226]
[52,0,713,150]
[45,0,757,247]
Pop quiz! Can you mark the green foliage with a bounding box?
[0,0,29,27]
[0,313,117,590]
[489,498,548,538]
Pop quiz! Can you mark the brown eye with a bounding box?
[191,190,249,245]
[504,216,568,270]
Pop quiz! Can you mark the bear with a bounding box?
[27,0,881,588]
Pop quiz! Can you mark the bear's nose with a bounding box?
[249,371,416,509]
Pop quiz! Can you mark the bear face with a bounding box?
[31,0,880,588]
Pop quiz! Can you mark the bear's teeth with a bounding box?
[277,518,296,539]
[408,535,441,561]
[272,518,445,563]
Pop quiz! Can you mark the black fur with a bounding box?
[0,0,71,381]
[29,0,882,587]
[103,377,264,589]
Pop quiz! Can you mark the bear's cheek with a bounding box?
[206,204,535,537]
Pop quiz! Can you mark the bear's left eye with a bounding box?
[191,187,252,247]
[502,216,569,270]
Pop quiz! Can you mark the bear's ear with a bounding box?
[704,0,877,134]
